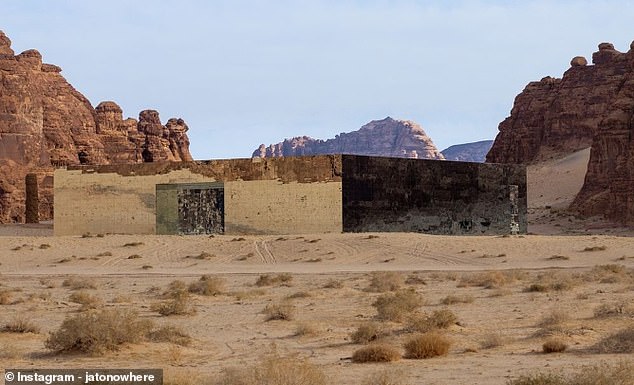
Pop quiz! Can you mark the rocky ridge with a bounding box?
[441,140,493,163]
[487,41,634,225]
[253,117,444,160]
[0,31,192,222]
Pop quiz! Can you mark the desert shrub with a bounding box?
[567,361,634,385]
[506,373,566,385]
[542,338,567,353]
[148,325,192,346]
[0,290,12,305]
[507,361,634,385]
[366,271,403,292]
[458,271,509,289]
[287,291,311,299]
[62,277,97,290]
[441,294,474,305]
[255,273,293,287]
[373,289,423,322]
[406,309,457,333]
[3,316,39,333]
[352,343,401,363]
[403,332,451,359]
[404,274,427,285]
[263,301,295,321]
[524,272,577,292]
[152,289,195,316]
[233,289,267,301]
[294,322,319,337]
[323,278,344,289]
[593,326,634,353]
[586,264,628,283]
[214,352,327,385]
[582,245,607,252]
[188,275,225,296]
[481,332,505,349]
[123,241,144,247]
[351,322,386,344]
[361,369,408,385]
[69,291,102,307]
[45,308,153,354]
[537,310,570,328]
[593,302,633,318]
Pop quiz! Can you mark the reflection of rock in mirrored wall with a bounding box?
[178,187,224,234]
[54,155,526,236]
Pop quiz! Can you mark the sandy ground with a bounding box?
[0,151,632,385]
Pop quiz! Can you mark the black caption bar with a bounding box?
[4,369,162,385]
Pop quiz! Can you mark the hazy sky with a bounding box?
[2,1,633,159]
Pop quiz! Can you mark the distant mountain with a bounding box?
[441,140,493,163]
[252,117,444,160]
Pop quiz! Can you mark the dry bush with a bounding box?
[0,290,13,305]
[3,316,39,333]
[507,373,566,385]
[373,289,423,322]
[233,289,267,301]
[255,273,293,287]
[152,288,195,316]
[458,271,510,289]
[123,241,144,247]
[361,368,408,385]
[352,343,401,363]
[45,308,153,354]
[406,309,457,333]
[214,352,327,385]
[593,301,633,318]
[111,294,132,303]
[537,310,570,328]
[148,325,192,346]
[62,277,97,290]
[366,271,403,292]
[586,264,628,283]
[507,361,634,385]
[403,332,451,359]
[524,272,577,293]
[69,291,102,308]
[542,338,567,353]
[404,274,427,285]
[263,301,295,321]
[188,275,226,296]
[0,342,22,359]
[294,322,319,337]
[480,332,505,349]
[323,278,344,289]
[582,245,607,252]
[567,361,634,385]
[441,294,474,305]
[287,291,311,299]
[186,251,215,260]
[593,326,634,354]
[351,322,386,344]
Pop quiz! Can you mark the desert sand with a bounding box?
[0,151,632,385]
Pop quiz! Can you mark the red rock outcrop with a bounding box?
[253,117,444,160]
[487,40,634,225]
[0,30,193,222]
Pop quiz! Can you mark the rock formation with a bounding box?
[487,40,634,225]
[441,140,493,163]
[253,117,444,160]
[0,30,193,222]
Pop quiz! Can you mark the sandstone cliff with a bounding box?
[253,117,444,160]
[0,30,193,222]
[441,140,493,163]
[487,41,634,225]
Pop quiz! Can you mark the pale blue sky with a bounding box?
[2,1,633,159]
